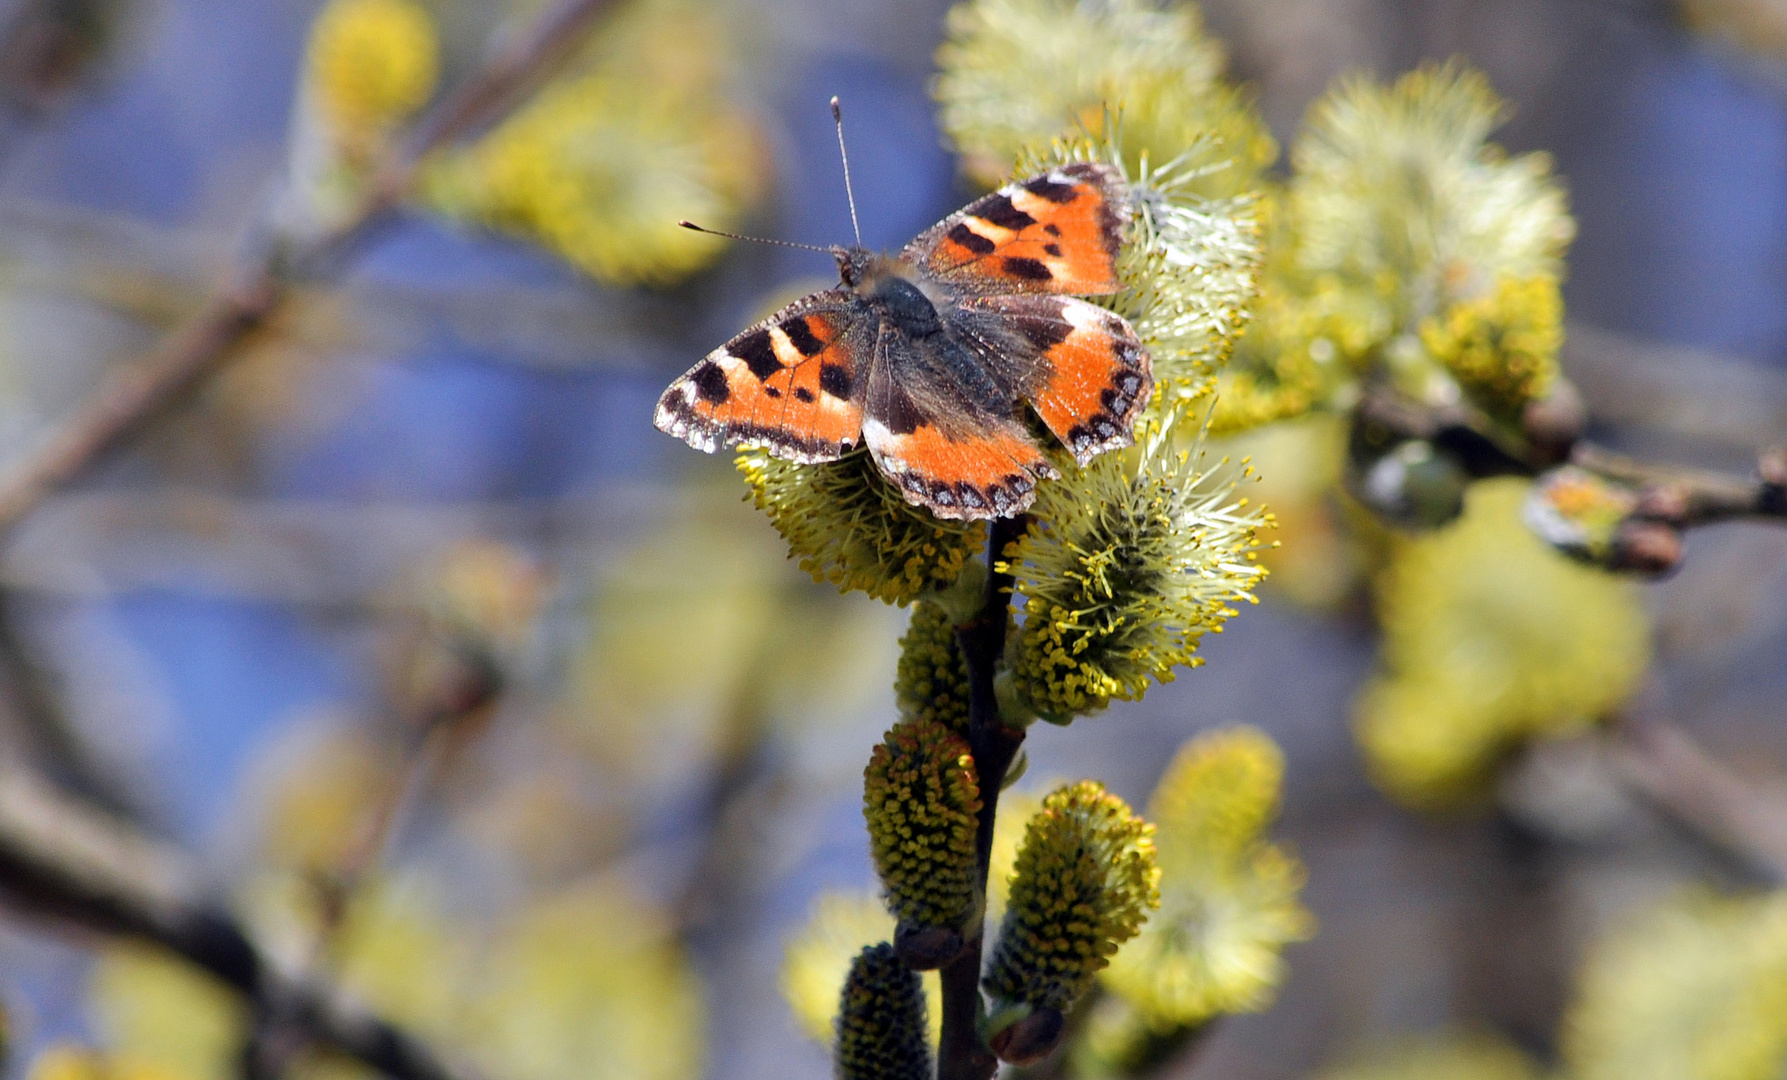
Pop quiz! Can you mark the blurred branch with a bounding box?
[939,514,1030,1080]
[1610,715,1787,885]
[1572,443,1787,528]
[0,0,626,537]
[0,763,484,1080]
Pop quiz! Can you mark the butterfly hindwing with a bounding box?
[957,294,1153,464]
[860,323,1059,520]
[905,161,1130,296]
[654,292,869,463]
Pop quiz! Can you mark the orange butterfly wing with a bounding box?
[958,294,1153,464]
[905,162,1130,296]
[654,293,868,463]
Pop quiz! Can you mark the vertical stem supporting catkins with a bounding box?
[938,514,1030,1080]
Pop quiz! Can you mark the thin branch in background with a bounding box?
[938,514,1030,1080]
[0,0,627,539]
[1609,713,1787,886]
[0,763,485,1080]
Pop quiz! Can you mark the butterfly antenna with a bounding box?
[831,96,863,247]
[677,220,834,254]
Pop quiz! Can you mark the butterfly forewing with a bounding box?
[654,293,868,463]
[905,161,1131,296]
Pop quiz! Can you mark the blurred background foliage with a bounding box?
[0,0,1781,1079]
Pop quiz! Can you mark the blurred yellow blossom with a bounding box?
[26,1046,183,1080]
[469,883,704,1080]
[85,945,246,1080]
[935,0,1273,197]
[1100,728,1313,1031]
[305,0,437,136]
[1356,478,1651,808]
[1564,890,1787,1080]
[424,0,763,286]
[780,892,943,1045]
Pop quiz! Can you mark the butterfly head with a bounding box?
[833,245,877,288]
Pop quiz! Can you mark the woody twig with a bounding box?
[937,514,1030,1080]
[0,0,624,538]
[0,762,484,1080]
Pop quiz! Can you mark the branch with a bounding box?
[0,0,625,538]
[1609,715,1787,886]
[938,514,1030,1080]
[1569,443,1787,528]
[0,763,483,1080]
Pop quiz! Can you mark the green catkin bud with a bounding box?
[836,943,932,1080]
[864,721,983,966]
[737,450,986,606]
[984,782,1160,1018]
[894,602,973,733]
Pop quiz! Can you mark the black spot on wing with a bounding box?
[947,222,996,256]
[782,317,826,357]
[731,328,781,380]
[692,361,730,404]
[1014,312,1071,351]
[1003,257,1053,281]
[764,386,782,398]
[976,194,1037,231]
[820,363,854,400]
[1043,243,1062,257]
[794,387,816,403]
[1023,176,1078,204]
[1044,223,1061,237]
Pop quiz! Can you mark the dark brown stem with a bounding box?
[938,514,1030,1080]
[0,0,624,539]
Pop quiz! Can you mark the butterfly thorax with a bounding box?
[835,246,946,340]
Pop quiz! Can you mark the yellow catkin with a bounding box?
[984,782,1160,1012]
[863,720,982,930]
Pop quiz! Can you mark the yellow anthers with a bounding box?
[1290,62,1572,350]
[1564,891,1787,1080]
[424,0,761,286]
[1005,415,1269,722]
[737,449,986,606]
[935,0,1274,198]
[863,720,983,933]
[984,781,1160,1013]
[781,893,944,1046]
[894,602,973,733]
[1419,275,1563,414]
[835,944,933,1080]
[304,0,438,136]
[1356,478,1651,809]
[1313,1032,1543,1080]
[1100,727,1313,1030]
[1019,132,1262,400]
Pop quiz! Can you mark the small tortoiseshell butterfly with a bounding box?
[655,107,1151,521]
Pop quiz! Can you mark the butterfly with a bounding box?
[653,154,1153,521]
